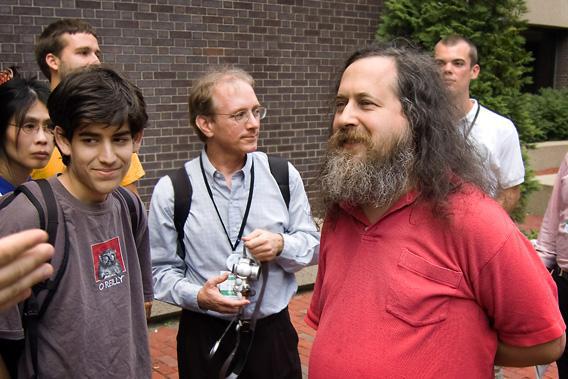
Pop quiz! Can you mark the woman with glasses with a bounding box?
[0,68,53,195]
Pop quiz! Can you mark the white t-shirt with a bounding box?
[465,99,525,196]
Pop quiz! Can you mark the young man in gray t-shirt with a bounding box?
[0,67,153,378]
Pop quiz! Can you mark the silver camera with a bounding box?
[230,257,261,280]
[222,253,261,299]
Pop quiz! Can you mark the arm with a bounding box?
[495,185,521,214]
[149,176,248,313]
[495,333,566,366]
[535,154,568,268]
[305,221,328,330]
[475,222,565,361]
[131,194,154,319]
[0,229,53,311]
[246,164,319,273]
[495,123,524,214]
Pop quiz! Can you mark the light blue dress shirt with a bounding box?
[149,150,320,319]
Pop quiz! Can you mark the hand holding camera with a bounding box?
[197,272,249,314]
[223,253,261,299]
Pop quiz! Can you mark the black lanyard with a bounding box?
[199,154,255,251]
[464,100,481,138]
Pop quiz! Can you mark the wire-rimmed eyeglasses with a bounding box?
[10,122,55,136]
[212,106,267,124]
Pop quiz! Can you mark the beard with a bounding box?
[319,127,415,213]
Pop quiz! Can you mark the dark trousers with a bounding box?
[553,272,568,378]
[177,307,302,379]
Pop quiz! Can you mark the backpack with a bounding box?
[0,179,140,379]
[168,155,290,261]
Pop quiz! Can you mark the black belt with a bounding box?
[553,266,568,281]
[183,306,289,329]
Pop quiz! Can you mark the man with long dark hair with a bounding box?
[305,45,565,377]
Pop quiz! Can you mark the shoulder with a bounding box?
[154,159,198,192]
[114,186,143,206]
[447,185,514,235]
[0,181,45,235]
[477,104,516,130]
[255,152,303,184]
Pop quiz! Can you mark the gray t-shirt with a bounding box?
[0,177,152,378]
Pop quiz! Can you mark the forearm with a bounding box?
[494,334,566,366]
[496,185,521,214]
[276,231,320,273]
[152,264,202,310]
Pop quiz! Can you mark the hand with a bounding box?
[144,301,152,320]
[197,272,249,314]
[242,229,284,262]
[0,229,54,311]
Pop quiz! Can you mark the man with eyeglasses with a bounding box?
[149,67,319,378]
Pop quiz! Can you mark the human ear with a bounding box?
[132,131,143,153]
[196,115,214,138]
[45,53,60,73]
[54,126,71,157]
[470,64,480,80]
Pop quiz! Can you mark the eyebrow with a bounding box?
[76,128,131,138]
[21,116,50,124]
[336,92,375,99]
[226,105,261,114]
[74,46,101,54]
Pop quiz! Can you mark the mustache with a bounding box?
[328,127,373,149]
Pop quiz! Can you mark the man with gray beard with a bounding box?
[305,45,566,378]
[320,124,414,209]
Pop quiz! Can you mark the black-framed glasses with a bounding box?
[212,106,267,124]
[10,122,55,136]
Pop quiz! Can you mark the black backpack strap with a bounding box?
[168,166,192,261]
[35,180,58,247]
[114,187,140,234]
[18,180,67,379]
[267,155,290,209]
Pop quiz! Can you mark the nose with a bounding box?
[89,53,101,65]
[333,101,357,131]
[99,141,117,164]
[34,127,51,144]
[245,111,260,130]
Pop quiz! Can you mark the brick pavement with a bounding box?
[148,290,558,379]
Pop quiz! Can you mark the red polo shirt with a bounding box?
[306,187,564,378]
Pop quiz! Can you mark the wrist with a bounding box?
[276,233,284,256]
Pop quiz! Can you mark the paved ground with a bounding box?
[148,290,559,379]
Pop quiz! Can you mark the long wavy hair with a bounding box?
[328,44,491,218]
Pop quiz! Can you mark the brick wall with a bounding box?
[0,0,383,204]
